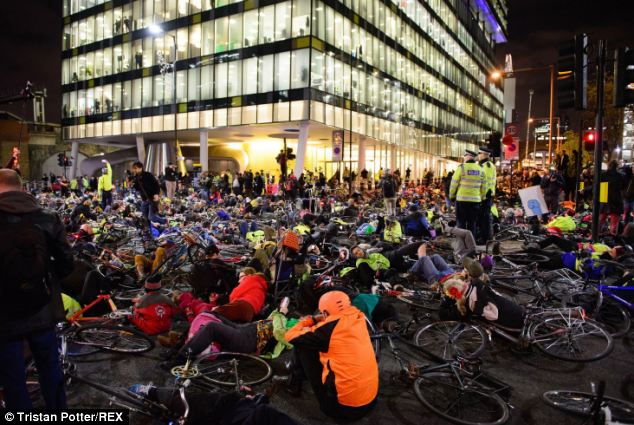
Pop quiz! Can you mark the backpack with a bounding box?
[0,212,52,319]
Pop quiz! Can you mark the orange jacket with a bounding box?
[285,306,378,407]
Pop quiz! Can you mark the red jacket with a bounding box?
[178,292,217,323]
[129,293,177,335]
[229,274,267,314]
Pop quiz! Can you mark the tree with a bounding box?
[560,129,592,170]
[581,74,624,154]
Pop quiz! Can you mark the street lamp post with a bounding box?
[150,24,178,167]
[525,90,534,162]
[490,65,555,164]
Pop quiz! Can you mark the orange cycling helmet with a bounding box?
[318,291,351,316]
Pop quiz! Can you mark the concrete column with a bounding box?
[294,121,309,177]
[390,145,396,171]
[69,141,79,179]
[200,129,209,172]
[136,135,146,164]
[358,138,366,171]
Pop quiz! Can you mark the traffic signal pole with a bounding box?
[591,40,607,242]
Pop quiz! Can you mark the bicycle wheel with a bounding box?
[542,390,634,421]
[529,316,614,362]
[194,352,272,387]
[546,279,587,301]
[397,290,441,311]
[503,253,550,265]
[414,321,487,361]
[75,324,154,353]
[594,298,631,338]
[414,372,509,425]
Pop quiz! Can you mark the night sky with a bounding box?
[0,0,633,140]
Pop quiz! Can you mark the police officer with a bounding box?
[449,150,486,235]
[477,147,496,244]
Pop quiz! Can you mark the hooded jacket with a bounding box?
[0,191,74,338]
[285,305,378,407]
[229,274,268,314]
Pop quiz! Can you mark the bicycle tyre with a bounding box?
[397,290,440,311]
[546,279,587,301]
[594,298,631,338]
[529,316,614,362]
[502,253,550,265]
[414,321,487,361]
[194,352,272,387]
[414,372,510,425]
[542,390,634,421]
[75,324,154,353]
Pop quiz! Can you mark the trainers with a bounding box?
[127,383,155,398]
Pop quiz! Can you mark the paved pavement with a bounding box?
[64,295,634,425]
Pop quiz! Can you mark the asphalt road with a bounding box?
[64,296,634,425]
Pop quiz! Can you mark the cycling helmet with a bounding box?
[318,290,351,316]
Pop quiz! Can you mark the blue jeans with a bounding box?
[141,200,167,225]
[0,328,67,409]
[410,254,452,282]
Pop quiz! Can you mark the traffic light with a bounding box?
[487,131,502,158]
[583,130,597,152]
[557,33,587,110]
[57,153,65,167]
[64,156,72,167]
[614,47,634,107]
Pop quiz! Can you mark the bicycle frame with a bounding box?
[67,294,118,323]
[597,284,634,311]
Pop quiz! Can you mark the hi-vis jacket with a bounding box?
[285,306,378,407]
[481,160,497,197]
[449,161,487,203]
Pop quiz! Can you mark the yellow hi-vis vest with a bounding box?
[449,162,486,203]
[481,160,496,196]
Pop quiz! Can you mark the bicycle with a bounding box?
[371,323,511,425]
[169,350,272,393]
[64,293,154,355]
[414,306,614,362]
[543,381,634,424]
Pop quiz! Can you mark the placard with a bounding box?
[518,185,548,217]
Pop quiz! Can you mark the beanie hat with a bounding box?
[145,273,162,291]
[442,278,468,300]
[463,257,484,278]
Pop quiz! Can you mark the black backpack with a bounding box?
[0,212,52,319]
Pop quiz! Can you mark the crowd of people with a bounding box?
[2,146,634,423]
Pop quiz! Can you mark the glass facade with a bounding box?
[62,0,506,159]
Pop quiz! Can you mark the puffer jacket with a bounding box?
[229,274,268,314]
[0,191,74,339]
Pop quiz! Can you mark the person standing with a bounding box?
[164,162,178,199]
[131,161,165,225]
[477,147,496,244]
[98,159,113,209]
[381,170,397,216]
[599,160,625,235]
[0,169,74,409]
[5,146,21,175]
[540,166,565,216]
[623,165,634,224]
[449,150,486,235]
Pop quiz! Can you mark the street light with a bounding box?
[489,65,555,165]
[149,24,178,168]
